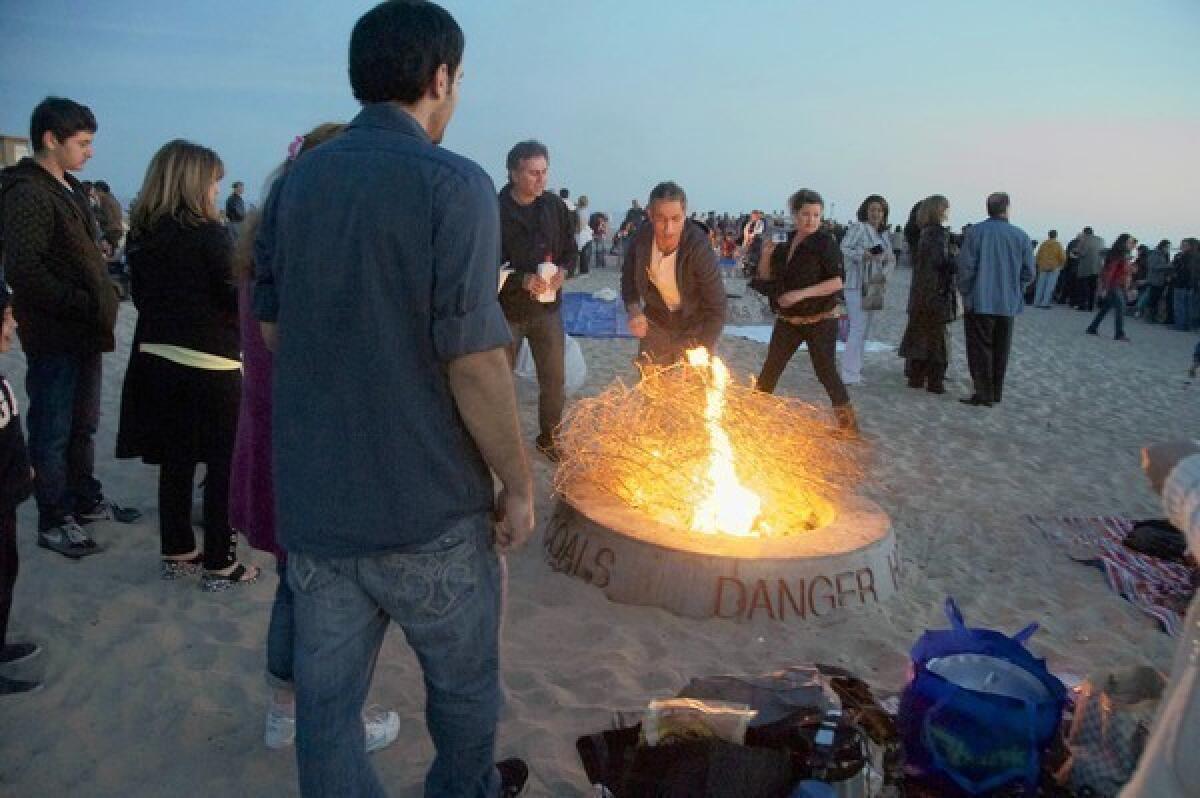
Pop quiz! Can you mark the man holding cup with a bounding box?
[621,181,726,367]
[498,140,577,461]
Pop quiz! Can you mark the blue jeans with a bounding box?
[1174,288,1193,331]
[1087,291,1126,339]
[288,515,502,798]
[24,352,104,530]
[266,557,294,688]
[1034,270,1059,307]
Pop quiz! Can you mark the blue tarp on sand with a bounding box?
[561,292,634,338]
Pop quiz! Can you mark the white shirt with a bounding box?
[649,245,682,312]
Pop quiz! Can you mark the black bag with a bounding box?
[1124,519,1187,563]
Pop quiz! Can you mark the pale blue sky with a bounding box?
[2,0,1197,243]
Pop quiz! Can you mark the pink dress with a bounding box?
[229,279,281,559]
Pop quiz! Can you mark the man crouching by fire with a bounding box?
[621,181,726,366]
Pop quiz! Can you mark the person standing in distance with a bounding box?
[956,192,1035,407]
[253,2,532,795]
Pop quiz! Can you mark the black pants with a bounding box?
[159,458,236,570]
[963,312,1014,403]
[904,358,948,390]
[505,308,566,444]
[756,318,849,407]
[1074,275,1097,311]
[0,513,16,648]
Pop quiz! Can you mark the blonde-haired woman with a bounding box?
[897,195,957,393]
[117,140,258,590]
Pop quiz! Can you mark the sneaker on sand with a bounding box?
[37,519,100,559]
[265,703,400,753]
[497,758,529,797]
[75,497,142,524]
[0,642,41,666]
[0,675,44,696]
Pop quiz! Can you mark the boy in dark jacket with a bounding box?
[0,298,39,695]
[0,97,138,558]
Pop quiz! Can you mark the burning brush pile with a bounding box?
[555,349,867,538]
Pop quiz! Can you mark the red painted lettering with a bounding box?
[808,575,835,616]
[747,579,776,620]
[714,576,747,619]
[777,578,806,620]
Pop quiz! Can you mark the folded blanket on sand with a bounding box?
[1028,515,1195,637]
[561,292,633,338]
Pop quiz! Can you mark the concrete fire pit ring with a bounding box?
[543,487,898,623]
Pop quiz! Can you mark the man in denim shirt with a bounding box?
[956,192,1035,407]
[253,3,533,795]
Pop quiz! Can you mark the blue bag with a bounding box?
[898,598,1067,795]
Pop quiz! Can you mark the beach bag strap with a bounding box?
[944,596,1039,644]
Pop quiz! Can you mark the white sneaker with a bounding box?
[363,705,400,753]
[264,702,296,750]
[264,702,399,753]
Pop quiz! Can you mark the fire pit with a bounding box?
[544,349,899,623]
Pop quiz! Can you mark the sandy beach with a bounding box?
[1,266,1196,797]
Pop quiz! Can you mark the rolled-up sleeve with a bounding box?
[431,170,512,362]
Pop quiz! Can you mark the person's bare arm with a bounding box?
[447,347,534,550]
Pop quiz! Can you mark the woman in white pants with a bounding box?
[839,195,896,384]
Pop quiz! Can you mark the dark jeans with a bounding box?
[638,319,692,367]
[963,312,1014,403]
[158,458,236,570]
[1136,284,1164,320]
[1087,291,1126,339]
[24,352,103,530]
[266,557,294,688]
[1173,289,1193,331]
[288,514,502,798]
[0,513,16,648]
[755,318,850,407]
[1074,275,1097,311]
[506,309,565,443]
[904,359,947,390]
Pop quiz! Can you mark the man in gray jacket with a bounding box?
[1073,226,1104,311]
[956,192,1035,407]
[621,181,726,366]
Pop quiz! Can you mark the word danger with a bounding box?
[713,552,900,622]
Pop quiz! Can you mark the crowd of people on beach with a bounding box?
[0,1,1198,796]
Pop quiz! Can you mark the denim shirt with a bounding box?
[957,217,1035,317]
[253,104,511,558]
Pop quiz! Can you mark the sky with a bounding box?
[2,0,1198,244]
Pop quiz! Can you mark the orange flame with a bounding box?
[685,348,763,537]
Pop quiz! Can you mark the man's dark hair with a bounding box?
[1047,230,1057,239]
[588,211,608,233]
[233,181,244,190]
[30,96,97,152]
[1083,226,1094,235]
[855,194,890,229]
[95,180,111,193]
[558,188,569,199]
[788,189,824,213]
[505,140,548,173]
[648,181,687,210]
[349,1,465,105]
[986,192,1010,218]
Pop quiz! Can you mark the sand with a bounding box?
[1,266,1196,796]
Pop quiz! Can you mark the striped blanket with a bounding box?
[1027,515,1195,637]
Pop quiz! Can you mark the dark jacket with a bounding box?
[621,220,726,351]
[1172,251,1200,291]
[907,225,958,324]
[0,374,33,516]
[757,229,845,319]
[497,185,578,321]
[0,158,119,354]
[126,218,239,358]
[225,193,246,223]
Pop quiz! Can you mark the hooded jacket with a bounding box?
[621,220,725,352]
[0,158,118,354]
